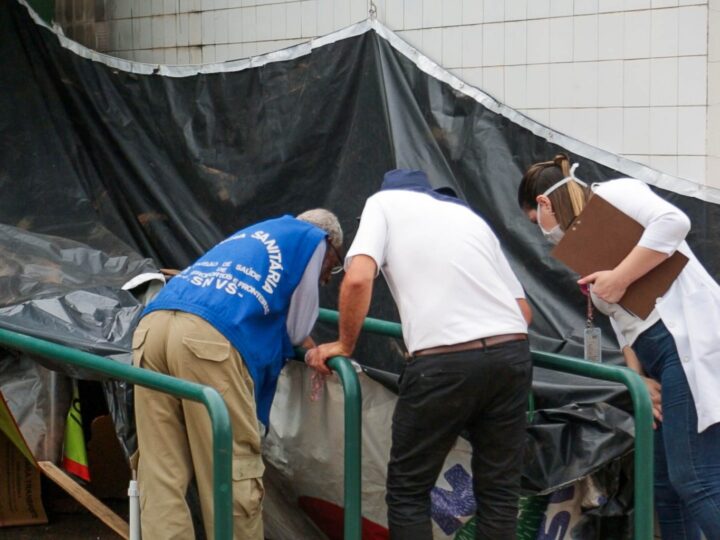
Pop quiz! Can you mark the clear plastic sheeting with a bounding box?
[0,225,160,458]
[0,223,156,338]
[0,352,71,462]
[0,224,157,367]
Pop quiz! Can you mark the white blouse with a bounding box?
[592,178,720,432]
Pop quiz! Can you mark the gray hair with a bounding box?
[296,208,343,249]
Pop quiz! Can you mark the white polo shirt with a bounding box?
[346,190,528,354]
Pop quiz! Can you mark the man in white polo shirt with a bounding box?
[306,169,532,540]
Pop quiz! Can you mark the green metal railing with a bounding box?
[532,351,654,540]
[0,325,364,540]
[295,348,362,540]
[4,312,651,539]
[327,356,362,540]
[317,308,654,540]
[0,328,234,540]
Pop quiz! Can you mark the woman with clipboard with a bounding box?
[517,154,720,540]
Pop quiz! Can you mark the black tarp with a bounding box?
[4,1,720,368]
[2,0,719,506]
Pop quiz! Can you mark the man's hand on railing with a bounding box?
[305,341,352,375]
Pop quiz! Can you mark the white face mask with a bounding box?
[537,204,564,245]
[536,163,586,245]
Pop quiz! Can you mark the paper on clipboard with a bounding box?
[550,194,688,319]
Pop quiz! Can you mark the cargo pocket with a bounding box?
[232,455,265,519]
[131,328,148,368]
[181,336,232,394]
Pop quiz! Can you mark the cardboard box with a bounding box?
[0,391,47,526]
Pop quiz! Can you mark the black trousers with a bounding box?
[386,339,532,540]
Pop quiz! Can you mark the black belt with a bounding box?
[413,333,527,357]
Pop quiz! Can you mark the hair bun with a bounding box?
[553,153,571,177]
[553,153,568,167]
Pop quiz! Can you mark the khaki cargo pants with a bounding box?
[133,310,264,540]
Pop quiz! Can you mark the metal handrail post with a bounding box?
[327,356,362,540]
[0,328,233,540]
[316,309,654,540]
[295,347,362,540]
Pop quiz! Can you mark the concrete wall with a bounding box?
[53,0,720,187]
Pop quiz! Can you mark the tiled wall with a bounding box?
[53,0,719,187]
[387,0,712,185]
[708,0,720,184]
[55,0,371,64]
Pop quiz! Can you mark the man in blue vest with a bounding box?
[132,209,343,540]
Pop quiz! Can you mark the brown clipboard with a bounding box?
[550,194,688,319]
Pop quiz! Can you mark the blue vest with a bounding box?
[144,216,326,424]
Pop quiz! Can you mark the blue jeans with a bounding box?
[633,320,720,540]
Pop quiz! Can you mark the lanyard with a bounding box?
[582,286,602,362]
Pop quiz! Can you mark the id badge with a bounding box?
[584,326,602,362]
